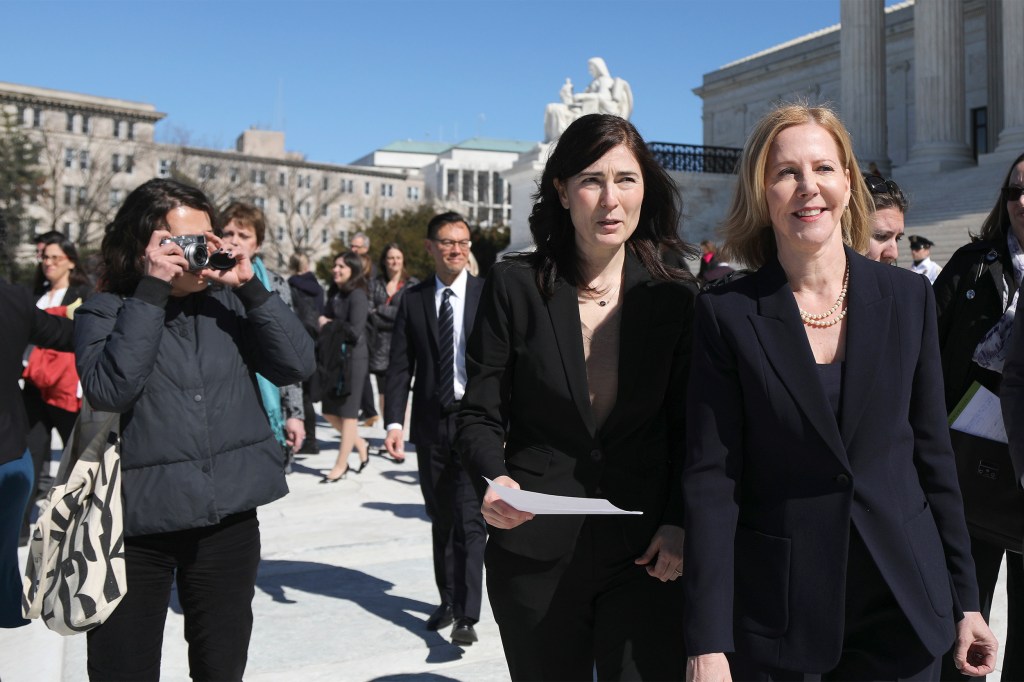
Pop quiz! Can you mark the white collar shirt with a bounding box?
[434,269,469,400]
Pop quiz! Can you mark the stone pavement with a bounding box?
[1,416,1013,681]
[1,417,511,682]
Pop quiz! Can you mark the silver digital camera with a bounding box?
[159,235,235,272]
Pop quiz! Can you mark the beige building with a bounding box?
[0,82,426,268]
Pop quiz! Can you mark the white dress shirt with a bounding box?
[434,268,469,401]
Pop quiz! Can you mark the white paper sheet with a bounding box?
[950,382,1008,444]
[485,477,642,515]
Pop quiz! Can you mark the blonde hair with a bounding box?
[721,102,872,269]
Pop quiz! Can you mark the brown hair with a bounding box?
[220,201,267,246]
[976,151,1024,243]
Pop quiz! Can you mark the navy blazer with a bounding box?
[456,253,695,561]
[682,248,978,672]
[384,273,482,446]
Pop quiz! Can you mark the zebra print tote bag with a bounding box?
[21,401,126,635]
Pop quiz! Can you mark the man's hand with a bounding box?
[954,611,998,677]
[635,524,684,582]
[202,232,253,288]
[284,418,304,450]
[384,428,405,462]
[481,475,534,529]
[687,653,731,682]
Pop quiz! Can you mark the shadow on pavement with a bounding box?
[363,501,429,521]
[370,671,462,675]
[256,559,465,663]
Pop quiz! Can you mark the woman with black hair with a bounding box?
[75,178,314,681]
[935,151,1024,681]
[318,250,372,482]
[456,113,696,681]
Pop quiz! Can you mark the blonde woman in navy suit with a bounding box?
[457,114,697,681]
[683,103,997,681]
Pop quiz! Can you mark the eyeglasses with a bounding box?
[40,254,67,263]
[864,175,902,195]
[1003,186,1024,202]
[432,239,472,251]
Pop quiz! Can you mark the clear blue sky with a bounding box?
[2,0,893,165]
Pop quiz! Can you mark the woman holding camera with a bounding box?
[75,178,314,681]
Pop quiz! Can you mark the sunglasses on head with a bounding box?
[1003,186,1024,202]
[864,175,901,195]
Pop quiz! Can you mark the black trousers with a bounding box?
[486,517,686,682]
[87,510,261,682]
[20,383,78,539]
[940,535,1023,681]
[301,378,317,447]
[730,527,939,681]
[413,413,485,622]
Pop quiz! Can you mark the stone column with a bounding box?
[908,0,973,170]
[986,0,1004,149]
[841,0,891,175]
[996,0,1024,152]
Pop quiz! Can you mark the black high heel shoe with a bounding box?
[319,471,347,484]
[354,459,369,474]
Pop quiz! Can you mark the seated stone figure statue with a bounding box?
[544,57,634,142]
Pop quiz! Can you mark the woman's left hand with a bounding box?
[635,524,684,582]
[200,232,253,288]
[954,611,998,677]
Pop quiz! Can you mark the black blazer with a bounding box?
[456,253,696,562]
[682,248,979,672]
[0,281,74,465]
[384,273,482,445]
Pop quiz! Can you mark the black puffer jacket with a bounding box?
[75,276,315,537]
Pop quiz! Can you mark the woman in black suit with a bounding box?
[683,103,996,681]
[457,113,697,681]
[319,251,371,482]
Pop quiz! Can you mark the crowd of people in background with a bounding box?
[4,108,1024,682]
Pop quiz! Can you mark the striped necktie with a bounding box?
[438,287,455,407]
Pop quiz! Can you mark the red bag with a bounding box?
[23,305,81,413]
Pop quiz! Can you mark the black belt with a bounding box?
[441,400,463,416]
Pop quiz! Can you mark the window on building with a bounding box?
[230,167,239,183]
[303,202,311,216]
[64,149,75,169]
[127,122,135,140]
[462,170,473,202]
[320,204,328,217]
[251,169,265,185]
[66,113,75,132]
[345,179,353,193]
[32,108,41,128]
[254,197,266,211]
[364,182,371,196]
[380,183,393,197]
[321,229,328,244]
[79,150,89,170]
[112,154,123,173]
[278,199,286,214]
[447,170,458,200]
[199,164,217,180]
[279,172,286,186]
[77,187,87,206]
[364,207,371,220]
[322,176,329,191]
[407,186,420,200]
[277,226,284,241]
[81,115,91,134]
[493,180,505,205]
[109,189,123,208]
[971,107,988,159]
[158,159,171,177]
[478,171,488,203]
[125,155,134,174]
[63,185,74,206]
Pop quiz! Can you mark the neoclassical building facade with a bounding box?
[697,0,1023,174]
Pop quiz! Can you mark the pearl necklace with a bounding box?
[799,261,849,328]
